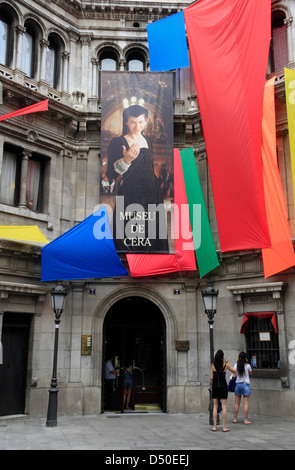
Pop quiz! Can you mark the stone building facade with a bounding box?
[0,0,295,419]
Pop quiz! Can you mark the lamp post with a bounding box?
[201,282,219,425]
[46,284,67,427]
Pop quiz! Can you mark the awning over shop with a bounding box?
[41,206,128,281]
[0,225,49,247]
[240,311,278,334]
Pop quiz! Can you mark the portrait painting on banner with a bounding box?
[100,71,174,254]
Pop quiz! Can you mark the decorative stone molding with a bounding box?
[0,281,49,298]
[0,281,49,315]
[227,282,287,315]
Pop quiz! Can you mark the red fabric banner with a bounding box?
[126,149,196,276]
[261,78,295,277]
[0,99,48,122]
[184,0,271,252]
[240,312,278,334]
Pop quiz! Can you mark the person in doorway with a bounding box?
[232,351,253,425]
[104,354,117,409]
[210,349,236,432]
[122,363,133,412]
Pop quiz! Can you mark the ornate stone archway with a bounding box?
[91,285,178,396]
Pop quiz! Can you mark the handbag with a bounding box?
[228,376,236,392]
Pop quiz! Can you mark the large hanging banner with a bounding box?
[41,207,128,281]
[285,68,295,206]
[261,78,295,277]
[100,72,174,254]
[183,0,271,252]
[147,10,189,72]
[180,148,219,277]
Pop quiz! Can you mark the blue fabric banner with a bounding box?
[41,206,128,281]
[147,11,189,71]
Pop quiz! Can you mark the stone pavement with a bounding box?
[0,411,294,452]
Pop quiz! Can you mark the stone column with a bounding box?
[80,36,91,99]
[284,16,293,64]
[62,51,70,93]
[39,38,49,82]
[15,25,26,70]
[68,31,79,94]
[91,58,98,97]
[18,149,31,208]
[119,59,125,71]
[68,283,84,384]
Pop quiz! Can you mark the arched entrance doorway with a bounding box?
[102,296,166,413]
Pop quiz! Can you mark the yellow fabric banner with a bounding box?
[285,68,295,205]
[0,226,48,246]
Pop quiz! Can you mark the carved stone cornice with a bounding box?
[227,282,288,315]
[48,0,189,20]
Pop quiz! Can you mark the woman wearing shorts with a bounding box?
[122,364,133,411]
[232,351,253,425]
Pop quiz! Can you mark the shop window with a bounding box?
[243,313,280,369]
[270,11,288,72]
[0,145,46,212]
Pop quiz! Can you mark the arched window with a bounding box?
[270,10,288,72]
[99,49,118,71]
[126,49,145,71]
[0,8,14,67]
[46,33,63,89]
[98,48,119,96]
[22,24,37,78]
[0,17,8,65]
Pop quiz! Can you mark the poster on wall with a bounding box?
[100,71,174,253]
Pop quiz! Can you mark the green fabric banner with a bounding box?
[180,148,219,277]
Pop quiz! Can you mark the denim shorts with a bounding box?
[235,383,251,397]
[124,378,133,388]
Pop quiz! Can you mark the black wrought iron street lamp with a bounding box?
[201,282,219,425]
[46,283,67,427]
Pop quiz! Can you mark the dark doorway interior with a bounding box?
[103,296,166,413]
[0,312,31,416]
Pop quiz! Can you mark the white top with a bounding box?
[105,360,116,379]
[234,363,252,384]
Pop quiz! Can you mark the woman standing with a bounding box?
[232,351,253,425]
[210,350,236,432]
[122,364,133,411]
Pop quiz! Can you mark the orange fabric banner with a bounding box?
[0,99,48,122]
[262,78,295,277]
